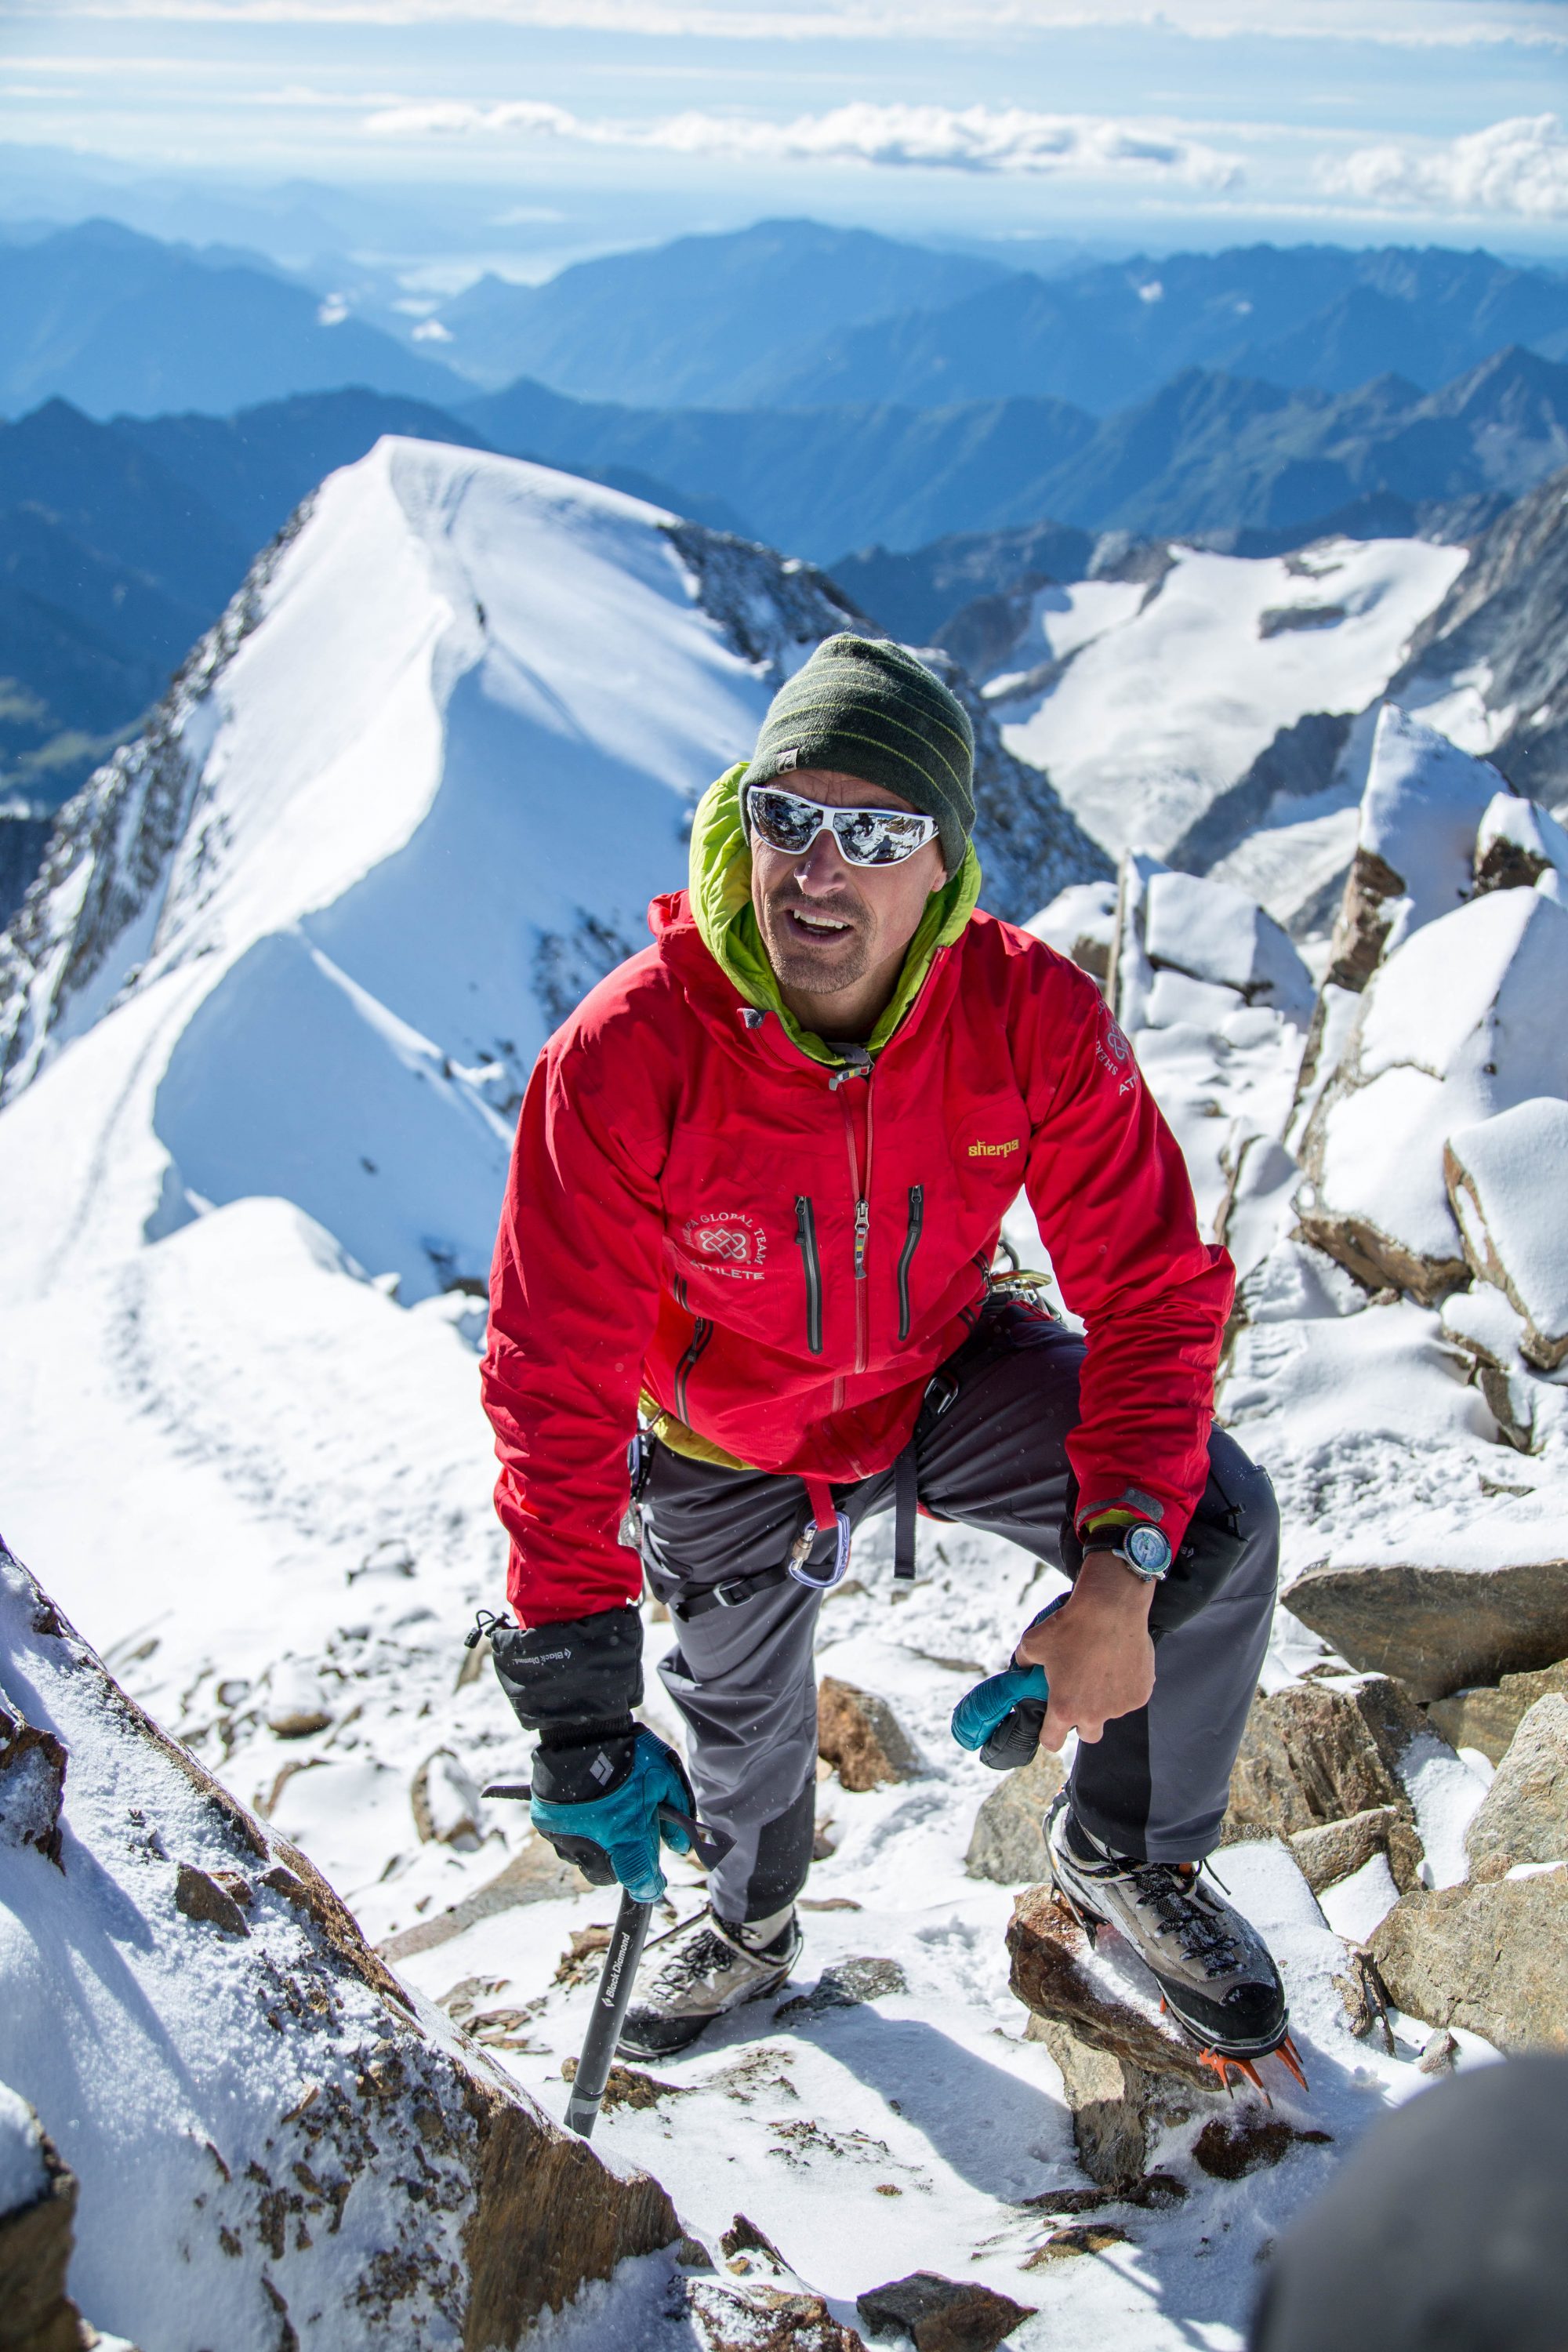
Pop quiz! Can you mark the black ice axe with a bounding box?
[484,1780,733,2139]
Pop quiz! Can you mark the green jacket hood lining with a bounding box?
[688,762,982,1069]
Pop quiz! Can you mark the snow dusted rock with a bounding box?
[263,1660,333,1740]
[1472,791,1568,896]
[1428,1658,1568,1765]
[0,1692,66,1868]
[1368,1868,1568,2053]
[0,1539,679,2350]
[1324,708,1502,991]
[1142,870,1314,1018]
[817,1678,921,1793]
[1007,1886,1221,2188]
[964,1747,1065,1885]
[1023,880,1116,984]
[410,1750,485,1849]
[1288,1807,1422,1899]
[1220,1677,1427,1862]
[0,2082,93,2352]
[1445,1099,1568,1370]
[1283,1557,1568,1702]
[855,2270,1033,2350]
[1463,1694,1568,1871]
[1298,887,1568,1302]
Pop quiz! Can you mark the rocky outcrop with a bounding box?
[1298,886,1568,1304]
[855,2270,1033,2351]
[0,1697,66,1868]
[0,2088,93,2352]
[1471,790,1568,896]
[1282,1558,1568,1701]
[1220,1675,1428,1843]
[1445,1100,1568,1370]
[1323,707,1502,993]
[1369,1867,1568,2052]
[1110,852,1312,1035]
[964,1748,1065,1884]
[1290,1806,1424,1898]
[0,1539,679,2349]
[1006,1887,1220,2189]
[1464,1695,1568,1871]
[818,1678,921,1792]
[1428,1658,1568,1763]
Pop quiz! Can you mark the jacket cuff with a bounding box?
[490,1606,643,1735]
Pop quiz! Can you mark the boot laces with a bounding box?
[1123,1860,1244,1978]
[648,1911,754,1994]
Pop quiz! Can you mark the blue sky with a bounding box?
[3,1,1566,274]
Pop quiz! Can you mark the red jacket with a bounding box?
[482,884,1233,1625]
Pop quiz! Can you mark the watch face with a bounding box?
[1125,1523,1172,1575]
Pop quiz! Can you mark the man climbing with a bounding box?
[480,633,1289,2074]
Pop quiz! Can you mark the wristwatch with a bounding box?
[1089,1520,1173,1581]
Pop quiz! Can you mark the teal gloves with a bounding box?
[531,1728,695,1903]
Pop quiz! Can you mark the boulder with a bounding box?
[1369,1867,1568,2052]
[688,2281,866,2351]
[0,1695,66,1868]
[263,1659,333,1740]
[1298,886,1568,1303]
[0,2085,93,2352]
[1007,1887,1219,2187]
[1472,791,1568,896]
[1428,1658,1568,1765]
[1142,869,1315,1018]
[1445,1099,1568,1370]
[855,2271,1034,2351]
[0,1539,679,2350]
[1283,1557,1568,1701]
[1324,707,1502,990]
[410,1748,485,1849]
[1025,881,1116,984]
[775,1957,906,2020]
[1290,1806,1423,1897]
[964,1748,1065,1884]
[1220,1675,1427,1842]
[1464,1695,1568,1871]
[817,1678,921,1792]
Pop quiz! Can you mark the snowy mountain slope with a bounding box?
[1395,463,1568,817]
[0,441,876,1303]
[983,535,1468,892]
[1,436,1549,2348]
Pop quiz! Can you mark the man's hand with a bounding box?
[1014,1552,1156,1749]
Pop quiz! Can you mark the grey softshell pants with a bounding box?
[640,1299,1279,1922]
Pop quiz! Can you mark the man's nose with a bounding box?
[793,829,852,893]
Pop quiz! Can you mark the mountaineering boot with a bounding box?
[1046,1794,1290,2068]
[618,1903,802,2059]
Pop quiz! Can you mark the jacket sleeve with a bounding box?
[1018,970,1234,1552]
[481,1016,669,1625]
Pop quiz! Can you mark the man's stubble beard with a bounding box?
[757,883,874,997]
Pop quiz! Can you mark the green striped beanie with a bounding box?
[745,634,975,875]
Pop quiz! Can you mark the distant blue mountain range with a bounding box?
[419,221,1568,412]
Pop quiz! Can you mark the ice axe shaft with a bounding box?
[565,1887,653,2138]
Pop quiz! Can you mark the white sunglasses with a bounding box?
[745,783,939,868]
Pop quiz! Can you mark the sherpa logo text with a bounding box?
[968,1138,1022,1158]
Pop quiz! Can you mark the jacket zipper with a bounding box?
[674,1314,712,1421]
[896,1183,924,1342]
[794,1196,824,1356]
[840,1080,874,1376]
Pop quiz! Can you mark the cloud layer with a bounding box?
[362,96,1243,184]
[24,0,1568,45]
[1326,113,1568,220]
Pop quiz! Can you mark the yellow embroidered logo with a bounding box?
[967,1138,1022,1158]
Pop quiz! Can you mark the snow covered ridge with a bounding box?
[0,1537,681,2351]
[0,437,1098,1305]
